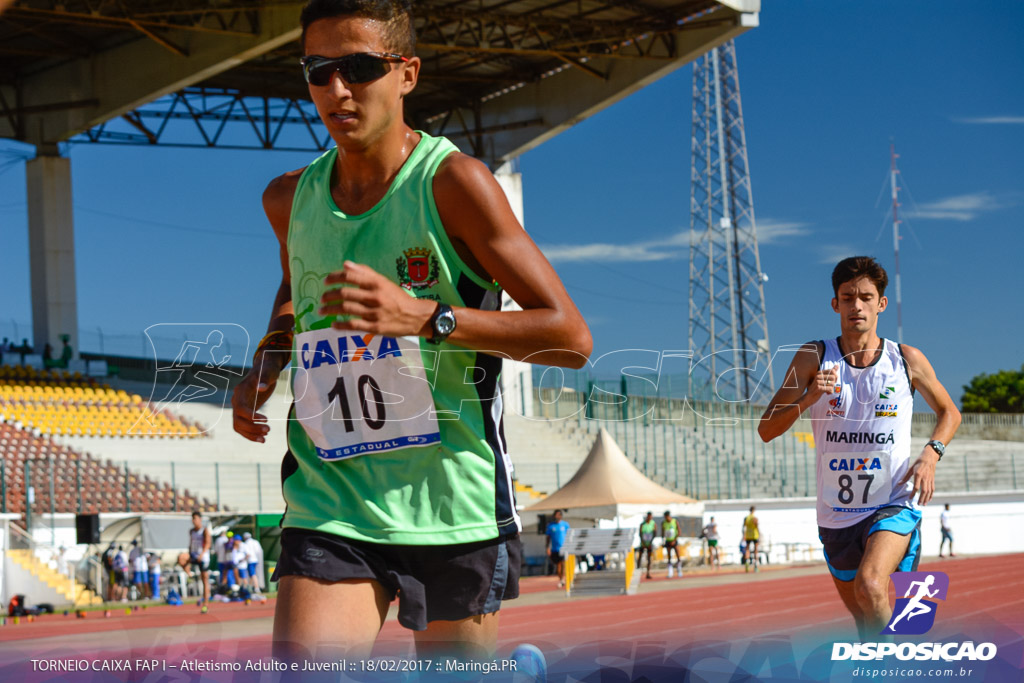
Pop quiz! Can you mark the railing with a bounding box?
[514,386,1023,500]
[1,457,282,516]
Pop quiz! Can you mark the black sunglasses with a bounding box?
[300,52,408,86]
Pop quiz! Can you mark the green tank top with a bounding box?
[282,132,519,545]
[663,519,678,541]
[640,520,656,547]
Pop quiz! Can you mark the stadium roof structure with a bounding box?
[1,0,759,163]
[0,0,759,369]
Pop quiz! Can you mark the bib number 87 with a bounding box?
[326,375,386,432]
[837,473,874,505]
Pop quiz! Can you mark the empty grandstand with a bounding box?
[0,364,205,438]
[0,421,216,516]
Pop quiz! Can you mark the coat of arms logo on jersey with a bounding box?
[876,385,898,417]
[396,247,440,290]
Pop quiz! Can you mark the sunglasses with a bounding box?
[300,52,408,86]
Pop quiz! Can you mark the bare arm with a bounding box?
[758,343,836,442]
[321,153,592,368]
[231,169,302,443]
[896,345,961,505]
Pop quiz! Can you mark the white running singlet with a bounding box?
[189,525,210,564]
[809,338,914,528]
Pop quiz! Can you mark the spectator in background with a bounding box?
[187,511,212,613]
[743,505,761,573]
[242,532,263,593]
[101,542,117,601]
[545,510,571,588]
[637,511,656,580]
[129,541,149,598]
[113,545,130,601]
[1,337,10,354]
[42,343,54,366]
[229,536,248,588]
[18,339,31,362]
[939,503,955,558]
[60,337,73,368]
[213,528,230,582]
[56,545,69,578]
[148,553,162,599]
[702,516,721,569]
[219,532,236,586]
[661,510,682,578]
[128,539,142,568]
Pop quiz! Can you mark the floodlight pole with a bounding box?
[687,40,773,407]
[889,142,904,344]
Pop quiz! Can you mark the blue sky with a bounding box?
[1,1,1022,409]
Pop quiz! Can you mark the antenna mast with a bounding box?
[688,41,773,405]
[889,142,903,344]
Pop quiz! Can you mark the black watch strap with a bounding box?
[926,439,945,460]
[427,303,456,344]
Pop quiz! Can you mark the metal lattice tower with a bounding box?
[687,40,773,406]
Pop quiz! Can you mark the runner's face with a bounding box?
[303,16,418,149]
[832,276,887,335]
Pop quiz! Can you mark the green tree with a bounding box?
[961,365,1024,413]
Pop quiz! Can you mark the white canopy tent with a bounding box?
[523,428,705,522]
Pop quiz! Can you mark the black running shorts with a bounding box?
[273,528,521,631]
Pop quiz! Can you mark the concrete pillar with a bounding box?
[26,154,79,358]
[493,162,534,418]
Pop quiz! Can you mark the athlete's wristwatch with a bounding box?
[925,439,945,461]
[427,303,456,344]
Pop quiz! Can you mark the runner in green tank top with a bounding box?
[637,512,656,580]
[661,511,682,578]
[230,0,591,665]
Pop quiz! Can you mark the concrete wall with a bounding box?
[703,490,1024,564]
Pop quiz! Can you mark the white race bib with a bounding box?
[822,451,893,513]
[292,328,440,461]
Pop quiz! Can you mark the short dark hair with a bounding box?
[191,510,201,519]
[832,256,888,297]
[300,0,416,55]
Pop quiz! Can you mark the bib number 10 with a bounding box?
[837,473,874,505]
[326,375,386,432]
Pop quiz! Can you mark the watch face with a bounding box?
[436,313,456,335]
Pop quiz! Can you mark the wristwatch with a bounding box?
[925,439,945,461]
[427,303,456,344]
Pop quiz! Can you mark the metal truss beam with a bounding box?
[427,7,757,166]
[0,4,302,149]
[71,88,333,152]
[687,39,772,406]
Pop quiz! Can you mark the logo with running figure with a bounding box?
[884,571,950,635]
[396,247,440,290]
[827,391,845,417]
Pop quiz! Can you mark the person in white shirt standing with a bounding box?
[242,532,263,593]
[939,503,954,558]
[132,545,150,599]
[147,553,162,599]
[225,536,246,588]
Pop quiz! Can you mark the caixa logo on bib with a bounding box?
[885,571,949,635]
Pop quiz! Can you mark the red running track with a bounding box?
[0,554,1020,662]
